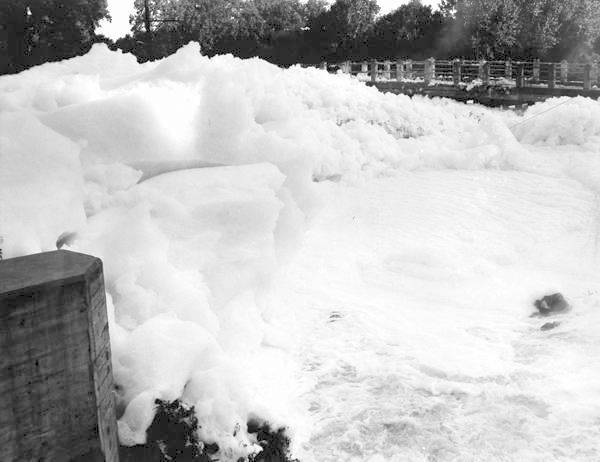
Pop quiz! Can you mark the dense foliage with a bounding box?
[116,0,600,64]
[0,0,108,74]
[449,0,600,60]
[367,1,445,59]
[1,0,599,74]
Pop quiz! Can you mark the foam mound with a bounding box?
[1,42,599,460]
[510,96,600,147]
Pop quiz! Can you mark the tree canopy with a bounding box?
[446,0,600,59]
[309,0,380,59]
[0,0,109,73]
[1,0,599,75]
[368,0,444,58]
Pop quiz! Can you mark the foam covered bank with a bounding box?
[1,42,600,460]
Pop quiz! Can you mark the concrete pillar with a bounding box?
[453,59,462,86]
[583,63,592,91]
[560,60,568,83]
[532,59,540,83]
[479,60,490,85]
[405,59,413,79]
[361,61,368,74]
[370,59,377,82]
[396,60,404,81]
[320,61,327,71]
[424,58,435,85]
[548,62,556,89]
[505,59,512,79]
[383,60,391,80]
[0,250,119,462]
[515,63,524,88]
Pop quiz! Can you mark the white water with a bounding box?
[269,170,600,461]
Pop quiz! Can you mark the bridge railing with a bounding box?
[322,59,600,91]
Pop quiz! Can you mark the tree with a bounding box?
[130,0,251,57]
[302,0,328,25]
[516,0,562,57]
[220,0,266,57]
[547,0,600,60]
[308,0,379,60]
[369,0,444,58]
[0,0,109,74]
[454,0,520,58]
[254,0,304,35]
[331,0,379,44]
[445,0,600,59]
[130,0,330,64]
[439,0,457,16]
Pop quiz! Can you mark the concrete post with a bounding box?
[396,59,404,81]
[0,250,119,462]
[361,61,368,74]
[424,58,435,85]
[532,59,540,83]
[405,59,413,79]
[583,63,592,91]
[320,61,327,71]
[370,59,377,82]
[592,62,599,86]
[560,60,568,83]
[515,63,524,88]
[383,60,391,80]
[548,62,556,89]
[343,60,351,74]
[505,59,512,79]
[479,60,490,85]
[453,59,462,86]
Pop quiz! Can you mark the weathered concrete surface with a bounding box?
[0,250,119,462]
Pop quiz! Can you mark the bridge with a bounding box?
[322,59,600,107]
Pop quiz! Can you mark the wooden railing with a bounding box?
[321,59,600,91]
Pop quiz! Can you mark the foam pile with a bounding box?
[1,42,599,460]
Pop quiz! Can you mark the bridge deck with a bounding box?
[369,81,600,107]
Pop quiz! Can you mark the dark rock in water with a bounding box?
[328,311,343,323]
[541,321,560,331]
[313,173,342,183]
[246,419,298,462]
[534,293,570,316]
[120,399,212,462]
[119,402,301,462]
[119,401,301,462]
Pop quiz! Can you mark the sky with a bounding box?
[97,0,135,40]
[97,0,441,40]
[378,0,440,14]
